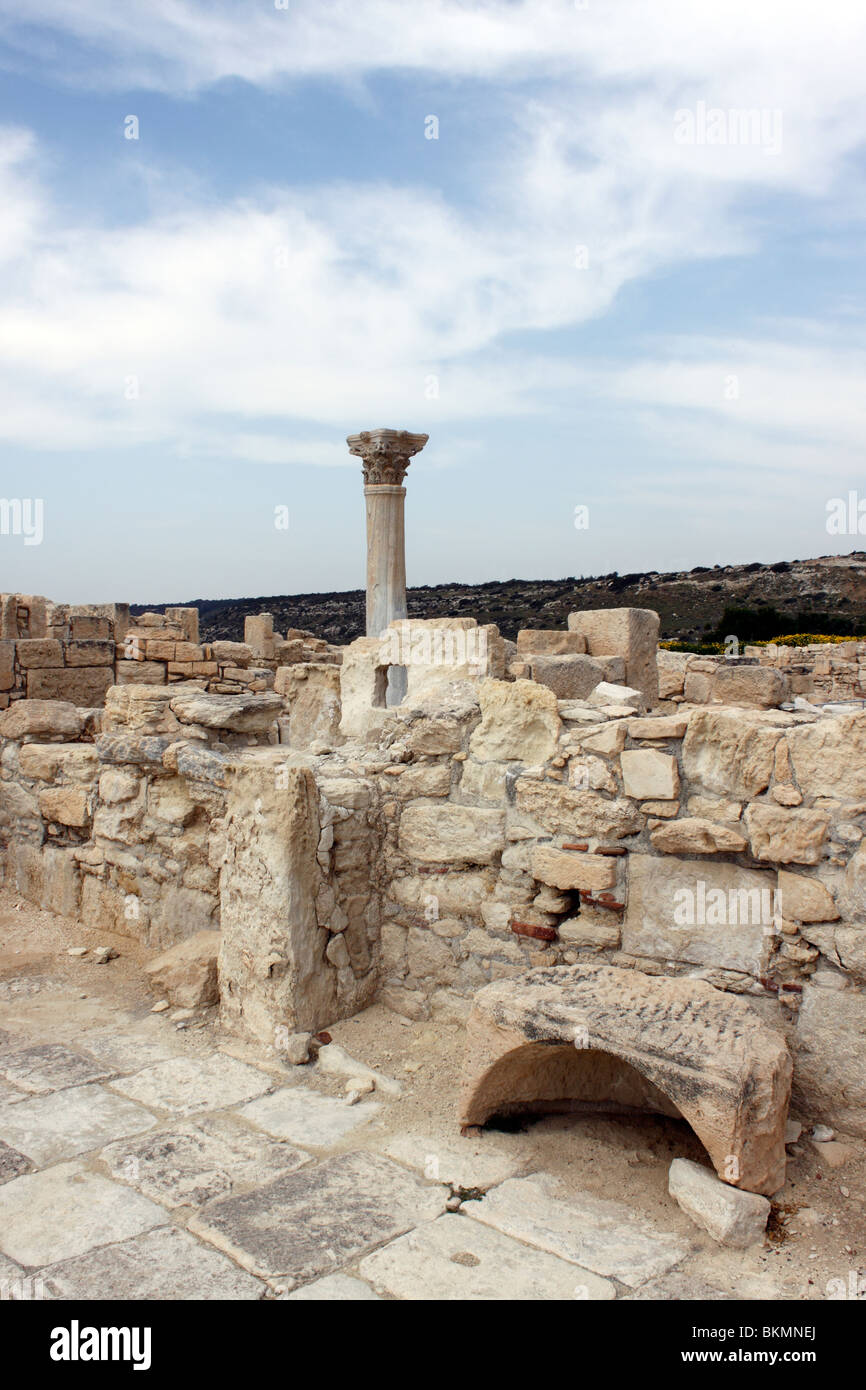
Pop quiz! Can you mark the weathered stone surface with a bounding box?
[40,1224,265,1300]
[219,761,337,1044]
[38,785,90,827]
[514,777,641,840]
[567,608,659,708]
[143,931,220,1009]
[622,854,775,975]
[0,1141,33,1184]
[361,1212,615,1301]
[102,684,179,735]
[100,1119,309,1207]
[628,716,689,739]
[558,916,621,949]
[64,638,114,667]
[382,1131,526,1190]
[794,986,866,1138]
[468,678,560,764]
[710,666,789,709]
[587,680,642,709]
[668,1158,770,1247]
[27,666,113,705]
[169,690,282,732]
[578,721,628,755]
[745,804,828,865]
[786,712,866,800]
[284,1273,381,1300]
[0,699,84,740]
[627,1271,732,1300]
[530,846,616,893]
[96,733,172,766]
[621,749,680,800]
[0,1044,111,1095]
[682,710,782,798]
[240,1085,380,1148]
[0,1163,164,1266]
[777,871,839,923]
[399,802,505,865]
[467,1172,689,1287]
[190,1152,443,1281]
[0,1084,156,1165]
[111,1055,272,1117]
[516,629,587,655]
[15,638,63,668]
[649,817,748,855]
[460,964,792,1194]
[529,654,623,701]
[18,744,98,781]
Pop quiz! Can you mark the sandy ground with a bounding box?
[1,886,864,1301]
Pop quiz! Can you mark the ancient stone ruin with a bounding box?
[1,429,865,1298]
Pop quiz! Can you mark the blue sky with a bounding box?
[0,0,865,604]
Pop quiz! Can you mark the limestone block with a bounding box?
[165,607,199,644]
[578,722,628,755]
[516,629,587,655]
[460,759,508,801]
[16,638,64,668]
[786,712,866,801]
[38,786,90,827]
[688,795,743,822]
[98,768,141,803]
[468,678,560,764]
[620,749,679,800]
[586,681,642,709]
[219,760,336,1041]
[169,690,282,732]
[64,640,114,667]
[102,685,180,735]
[622,853,776,975]
[657,651,688,699]
[403,716,463,755]
[147,778,195,826]
[777,871,839,924]
[514,777,642,840]
[650,817,747,855]
[19,745,98,782]
[143,930,220,1008]
[115,660,167,686]
[338,637,391,741]
[566,608,659,708]
[558,915,621,949]
[710,666,789,709]
[668,1159,770,1246]
[390,870,492,919]
[0,639,14,691]
[460,964,792,1194]
[627,715,689,739]
[568,755,617,793]
[529,654,622,701]
[398,803,505,865]
[683,672,712,703]
[794,986,866,1138]
[388,765,451,798]
[745,804,829,865]
[531,846,616,893]
[0,699,84,740]
[275,664,341,748]
[0,781,41,829]
[682,709,783,798]
[212,641,253,666]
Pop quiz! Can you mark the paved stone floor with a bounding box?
[1,895,863,1301]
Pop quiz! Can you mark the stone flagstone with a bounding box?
[0,1163,165,1266]
[383,1131,527,1191]
[189,1151,444,1282]
[360,1213,616,1301]
[100,1120,310,1208]
[0,1139,33,1185]
[109,1054,273,1117]
[0,1083,156,1166]
[0,1043,114,1094]
[239,1085,381,1149]
[284,1273,381,1301]
[39,1225,266,1301]
[466,1173,690,1287]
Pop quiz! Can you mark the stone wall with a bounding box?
[1,605,864,1137]
[659,643,866,708]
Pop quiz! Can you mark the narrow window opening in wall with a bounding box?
[372,664,408,707]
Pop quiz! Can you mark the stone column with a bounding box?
[346,428,428,705]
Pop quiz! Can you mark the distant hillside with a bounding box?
[133,552,866,647]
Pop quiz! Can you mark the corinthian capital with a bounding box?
[346,428,429,486]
